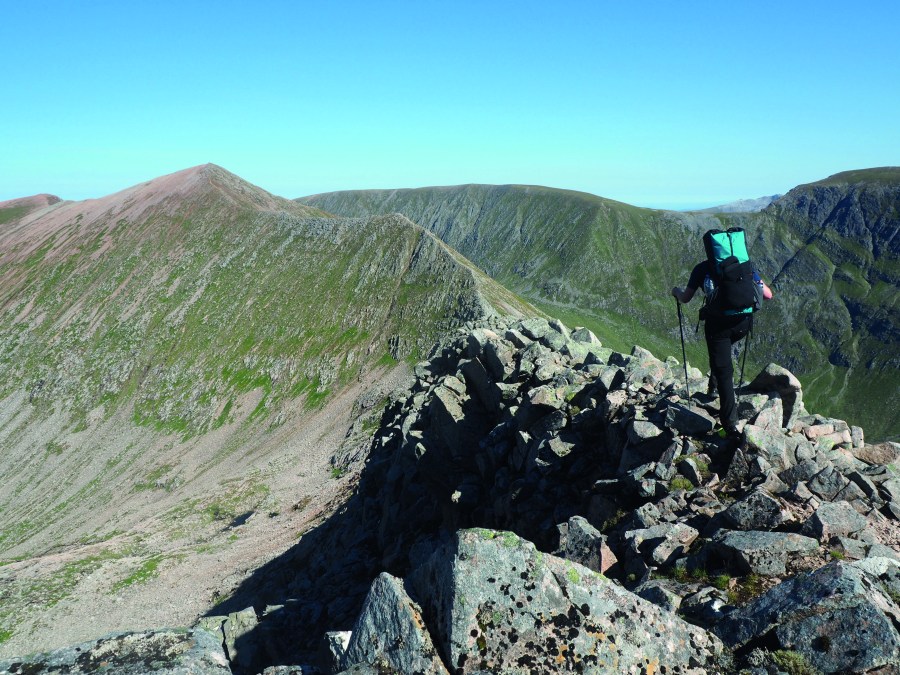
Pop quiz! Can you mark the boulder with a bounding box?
[0,630,231,675]
[341,573,448,674]
[710,530,819,575]
[749,396,783,431]
[807,465,850,501]
[716,559,900,674]
[665,402,716,436]
[321,631,352,674]
[408,529,724,673]
[518,317,552,341]
[557,516,618,575]
[677,456,704,487]
[743,424,796,469]
[624,522,699,566]
[801,500,869,541]
[570,327,601,345]
[853,442,900,467]
[748,363,804,428]
[221,607,259,671]
[721,489,790,531]
[635,580,682,613]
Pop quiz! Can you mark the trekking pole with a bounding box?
[676,299,691,408]
[738,315,753,391]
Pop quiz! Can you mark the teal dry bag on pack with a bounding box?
[701,228,759,316]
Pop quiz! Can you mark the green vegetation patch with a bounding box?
[771,649,821,675]
[0,205,31,226]
[112,555,164,591]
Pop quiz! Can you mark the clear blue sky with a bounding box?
[2,0,898,208]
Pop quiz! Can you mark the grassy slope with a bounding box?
[301,175,899,441]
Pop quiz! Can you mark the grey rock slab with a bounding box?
[635,580,683,613]
[482,340,517,382]
[518,317,552,340]
[540,330,569,353]
[715,560,900,674]
[341,572,449,674]
[778,458,827,487]
[571,327,601,345]
[722,489,790,531]
[750,396,783,431]
[465,328,497,359]
[881,478,900,503]
[0,629,231,675]
[711,530,819,575]
[624,522,700,566]
[459,358,500,411]
[627,419,664,443]
[800,500,869,541]
[503,328,532,349]
[744,424,796,470]
[408,528,724,673]
[807,464,849,501]
[747,363,804,428]
[549,318,571,339]
[221,607,258,670]
[599,365,625,392]
[321,631,352,674]
[677,457,704,487]
[665,402,717,436]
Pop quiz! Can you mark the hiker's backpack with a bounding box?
[701,227,762,317]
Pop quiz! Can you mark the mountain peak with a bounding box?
[0,193,62,210]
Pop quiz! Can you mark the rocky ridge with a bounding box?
[14,316,896,673]
[309,316,900,674]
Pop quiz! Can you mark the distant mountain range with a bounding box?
[692,194,781,213]
[300,168,900,442]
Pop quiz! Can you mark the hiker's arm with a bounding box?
[761,280,773,300]
[672,286,696,304]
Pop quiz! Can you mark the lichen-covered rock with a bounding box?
[340,573,448,674]
[721,488,790,531]
[408,528,725,674]
[0,629,231,675]
[716,559,900,674]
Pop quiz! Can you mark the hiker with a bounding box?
[672,230,773,438]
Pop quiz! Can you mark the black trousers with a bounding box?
[704,314,752,429]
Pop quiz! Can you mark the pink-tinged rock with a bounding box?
[804,423,834,440]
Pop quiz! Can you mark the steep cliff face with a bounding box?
[300,171,900,440]
[756,169,900,438]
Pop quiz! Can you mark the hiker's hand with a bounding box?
[672,286,682,301]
